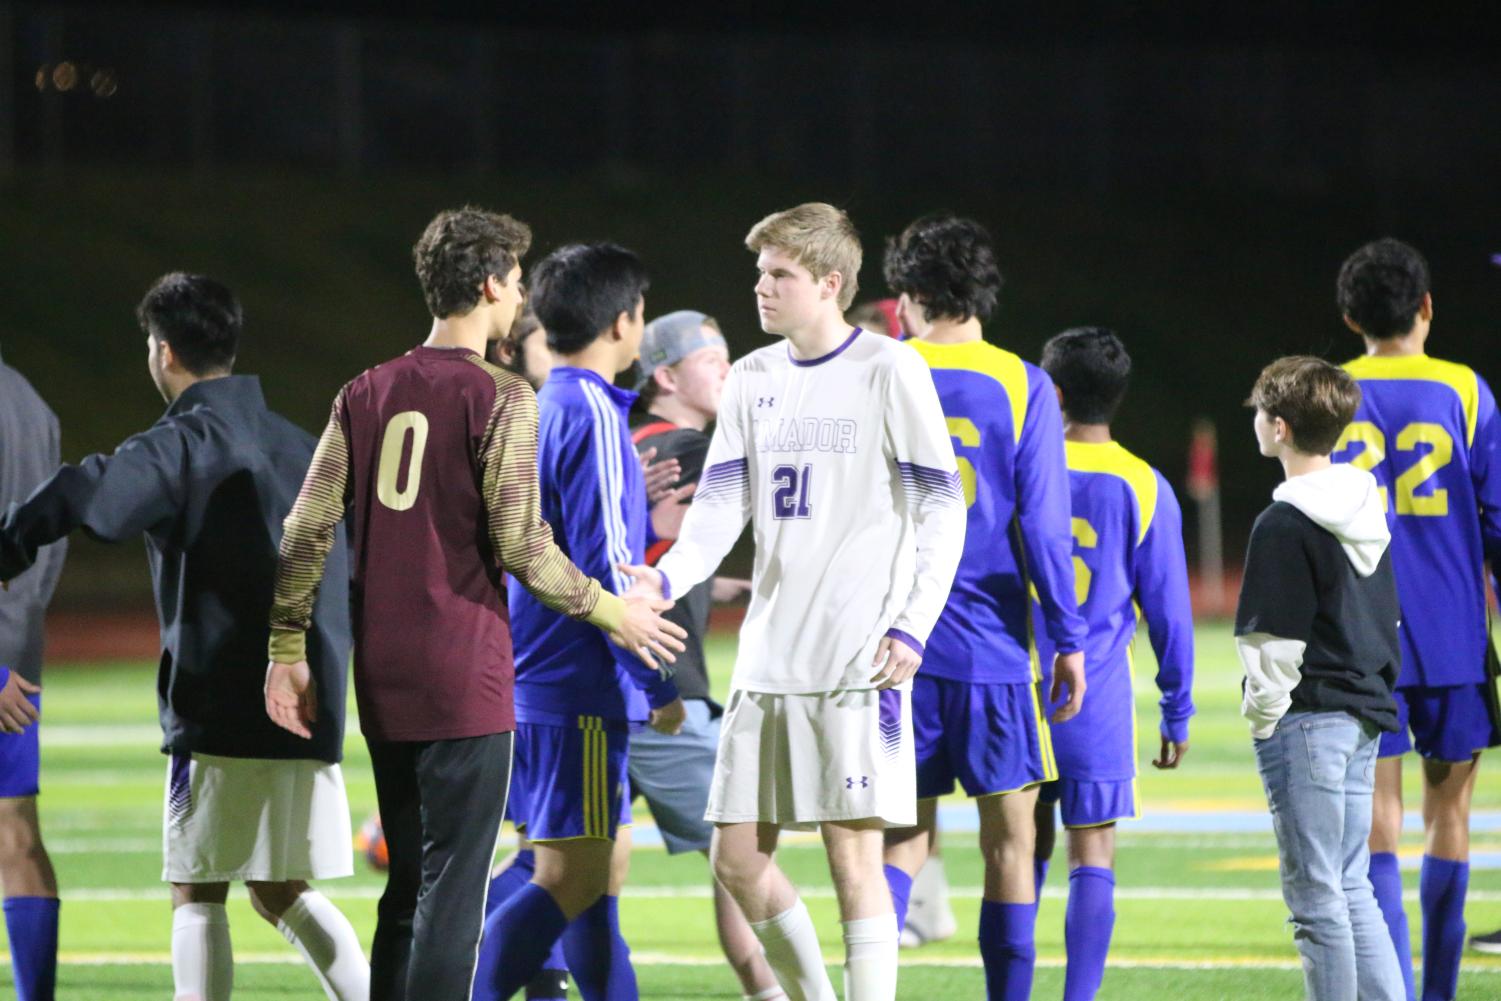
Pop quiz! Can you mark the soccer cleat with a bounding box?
[900,857,958,948]
[1469,928,1501,954]
[525,968,570,999]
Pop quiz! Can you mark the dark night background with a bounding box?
[2,2,1498,609]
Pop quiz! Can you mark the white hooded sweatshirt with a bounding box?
[1238,464,1392,738]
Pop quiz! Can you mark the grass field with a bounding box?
[5,622,1501,999]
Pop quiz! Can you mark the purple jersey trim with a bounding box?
[658,569,673,601]
[167,752,192,824]
[788,327,863,368]
[879,689,903,760]
[896,461,965,504]
[886,628,924,658]
[698,458,749,505]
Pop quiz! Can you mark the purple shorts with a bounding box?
[913,674,1053,799]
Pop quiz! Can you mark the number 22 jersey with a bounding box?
[655,328,968,695]
[1332,353,1501,688]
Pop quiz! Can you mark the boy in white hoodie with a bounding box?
[1238,356,1405,1001]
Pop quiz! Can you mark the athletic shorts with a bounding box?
[1037,777,1139,828]
[510,717,631,842]
[1378,682,1501,761]
[913,675,1055,800]
[706,687,915,830]
[629,698,718,854]
[162,752,353,883]
[0,692,41,799]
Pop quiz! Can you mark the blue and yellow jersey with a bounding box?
[1036,441,1195,744]
[1332,354,1501,688]
[906,339,1085,685]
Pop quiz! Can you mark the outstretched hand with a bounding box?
[1049,650,1086,723]
[265,660,317,739]
[610,567,686,669]
[650,482,696,541]
[639,448,683,506]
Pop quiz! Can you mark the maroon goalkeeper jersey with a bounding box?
[270,345,623,742]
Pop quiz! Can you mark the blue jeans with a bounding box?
[1254,709,1404,1001]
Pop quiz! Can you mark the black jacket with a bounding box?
[0,376,351,761]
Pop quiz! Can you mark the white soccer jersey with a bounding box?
[656,327,967,694]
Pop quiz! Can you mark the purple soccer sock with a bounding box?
[1063,867,1115,1001]
[978,900,1036,1001]
[561,894,638,1001]
[884,864,914,933]
[3,896,59,1001]
[1368,851,1415,1001]
[1419,856,1468,1001]
[473,882,568,1001]
[1034,858,1051,904]
[484,849,536,917]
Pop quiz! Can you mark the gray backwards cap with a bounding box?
[635,310,727,390]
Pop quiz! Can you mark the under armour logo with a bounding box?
[845,776,869,789]
[757,396,776,408]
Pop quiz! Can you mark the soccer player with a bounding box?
[628,309,781,1000]
[472,242,687,1001]
[266,210,684,1001]
[0,347,67,1001]
[0,274,367,1001]
[623,202,968,1001]
[1330,238,1501,1001]
[876,213,1087,1001]
[1238,355,1404,1001]
[1034,327,1195,1001]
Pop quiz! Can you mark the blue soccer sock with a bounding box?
[1419,856,1468,1001]
[1368,851,1415,1001]
[978,900,1036,1001]
[1063,867,1115,1001]
[884,864,914,933]
[473,882,569,1001]
[561,894,638,1001]
[484,849,536,917]
[3,896,59,1001]
[1034,858,1051,904]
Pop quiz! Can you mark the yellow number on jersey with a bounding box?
[1071,517,1098,607]
[1333,420,1454,517]
[376,411,430,512]
[947,417,980,508]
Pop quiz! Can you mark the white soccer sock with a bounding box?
[749,899,837,1001]
[172,902,233,1001]
[842,914,899,1001]
[276,890,371,1001]
[745,987,790,1001]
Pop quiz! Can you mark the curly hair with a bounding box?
[135,272,242,376]
[882,214,1002,323]
[412,207,532,319]
[1040,327,1131,425]
[1336,237,1430,340]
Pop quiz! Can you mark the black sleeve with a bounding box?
[1234,505,1317,642]
[0,426,185,578]
[641,428,710,486]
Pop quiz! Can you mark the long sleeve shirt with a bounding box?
[269,346,625,742]
[509,368,678,725]
[0,375,351,761]
[655,329,967,694]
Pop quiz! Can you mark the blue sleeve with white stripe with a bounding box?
[1134,470,1195,743]
[551,390,678,708]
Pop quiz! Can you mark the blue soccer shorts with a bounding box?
[1041,649,1140,826]
[913,674,1055,800]
[509,716,631,842]
[1379,682,1501,762]
[0,691,41,799]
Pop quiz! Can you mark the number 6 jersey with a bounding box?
[655,328,967,694]
[270,346,623,742]
[1333,353,1501,688]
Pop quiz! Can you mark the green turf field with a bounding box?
[5,622,1501,998]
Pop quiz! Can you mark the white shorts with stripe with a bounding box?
[162,752,354,883]
[705,686,916,830]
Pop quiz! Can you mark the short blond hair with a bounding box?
[745,202,862,310]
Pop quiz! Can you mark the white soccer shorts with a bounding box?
[705,686,916,830]
[162,752,354,883]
